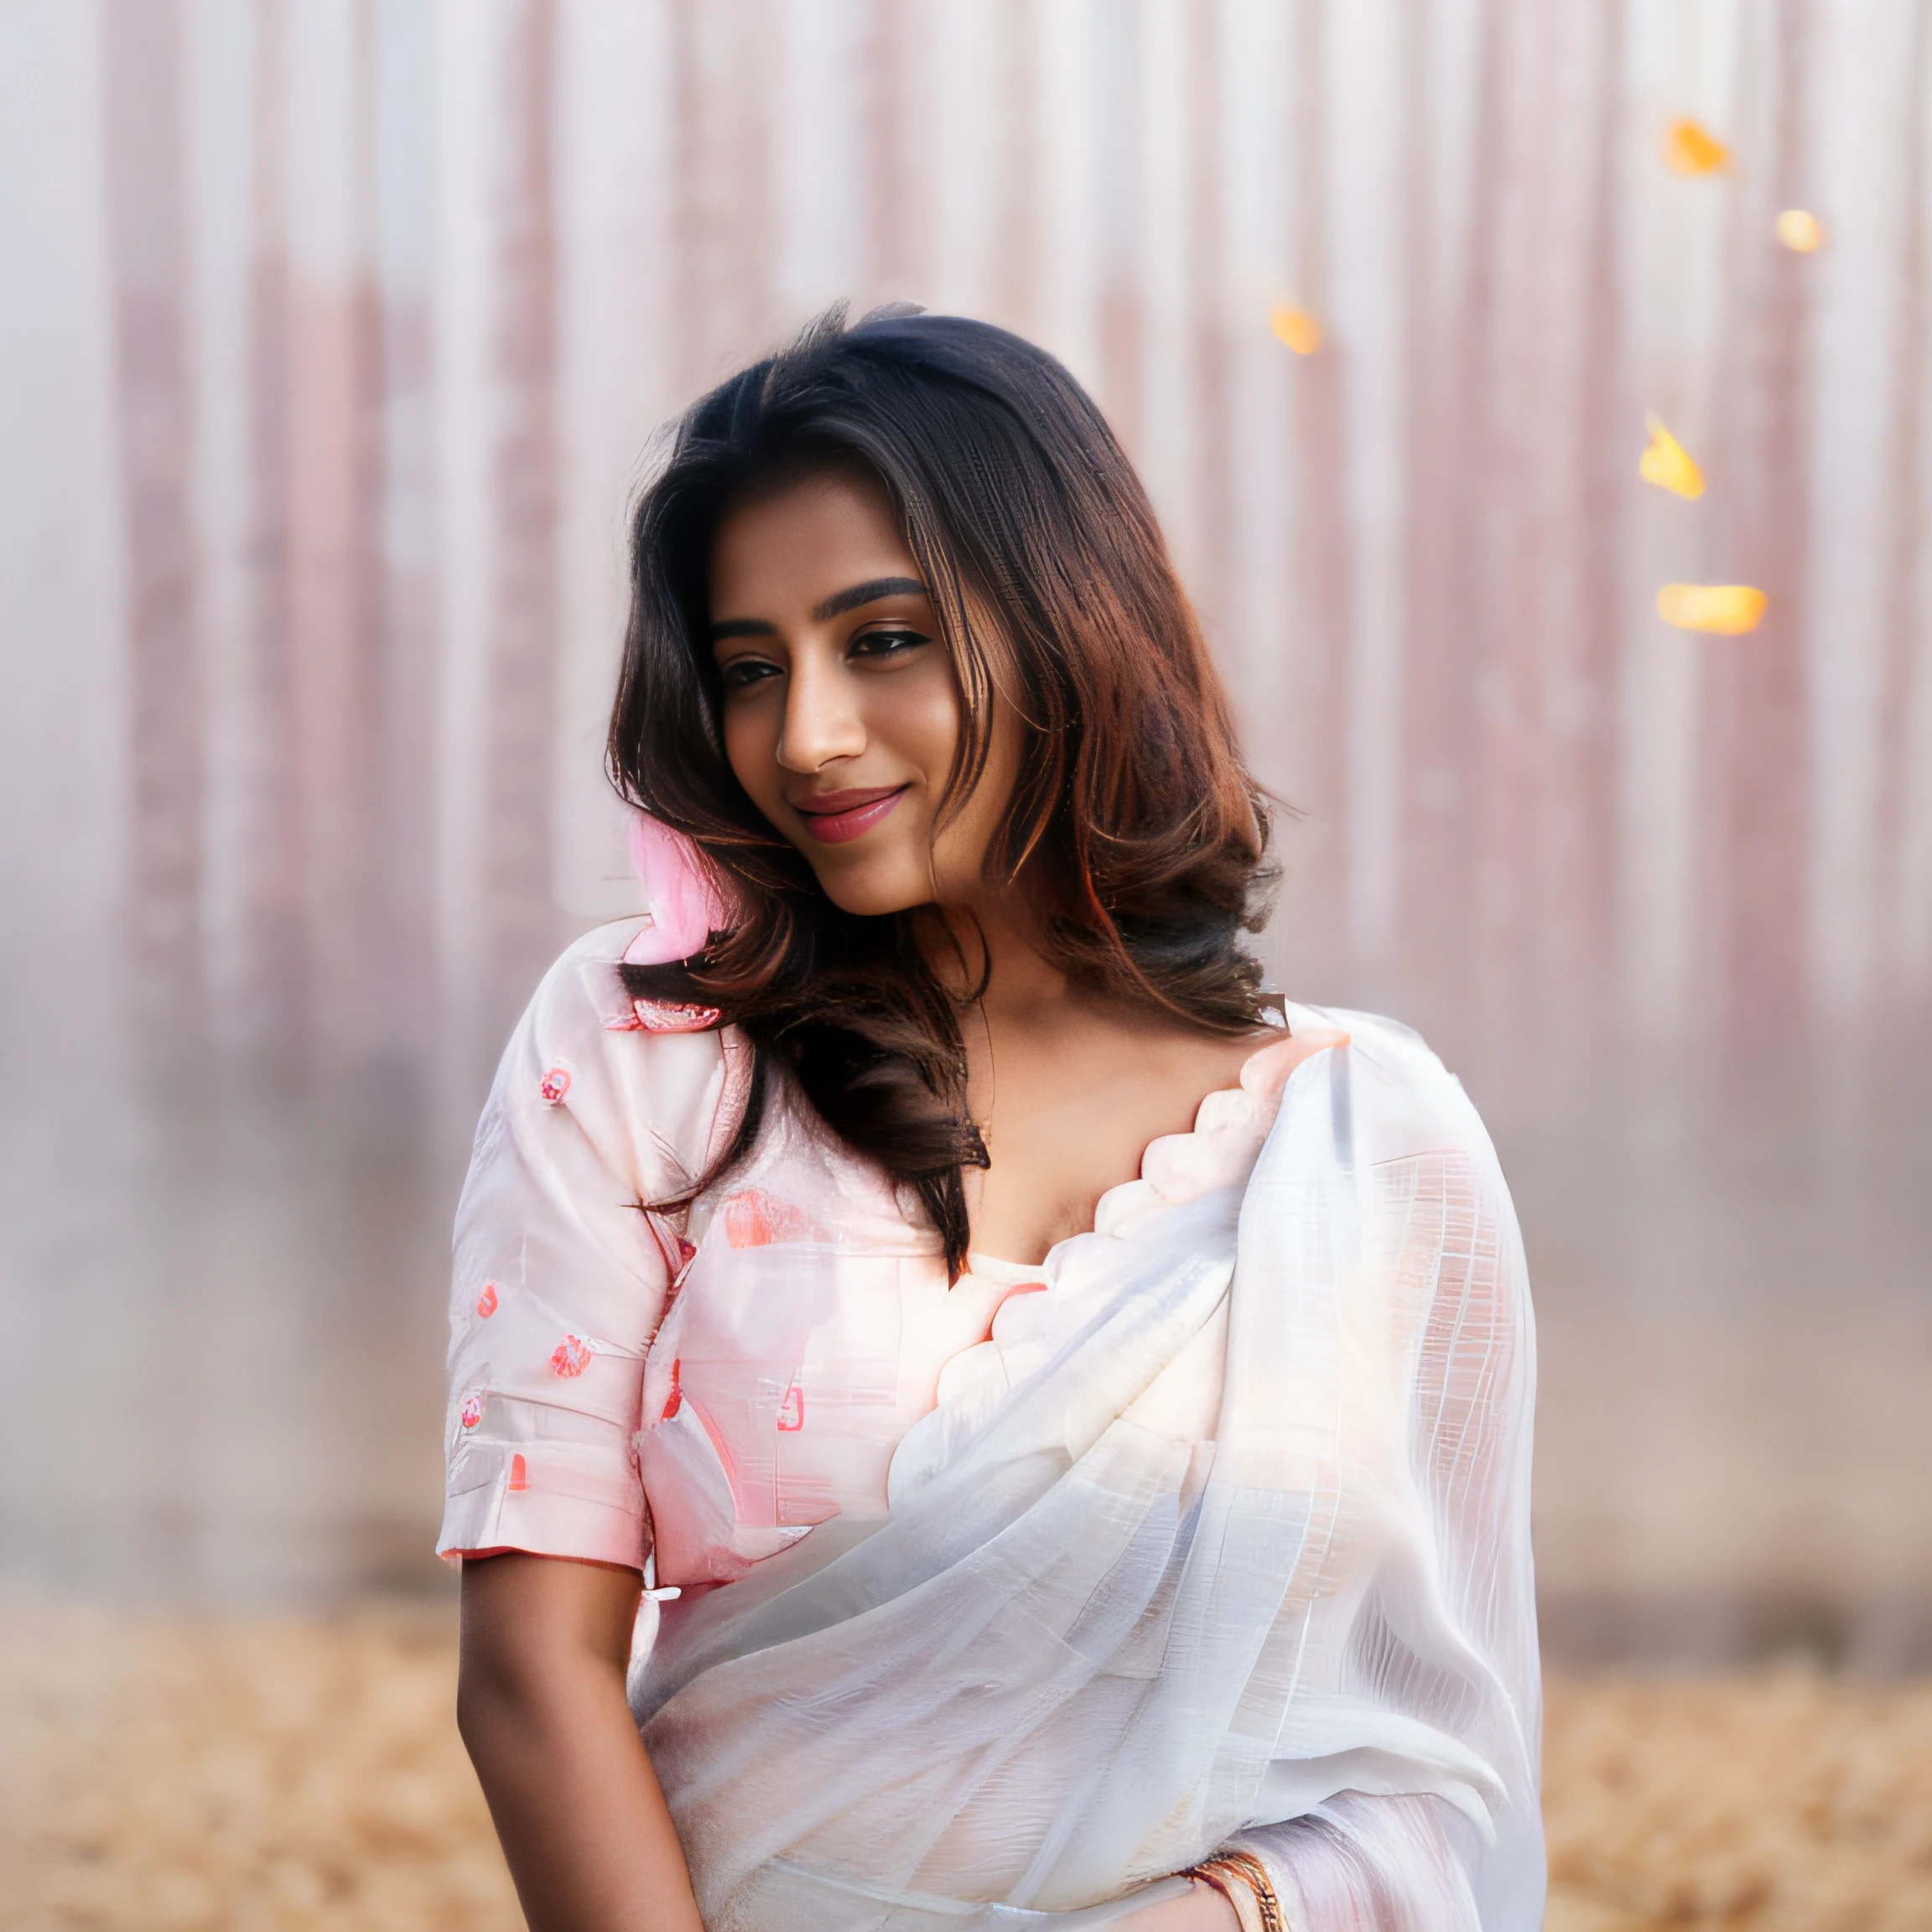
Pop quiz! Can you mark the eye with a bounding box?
[849,626,931,662]
[718,656,782,692]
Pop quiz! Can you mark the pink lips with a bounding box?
[792,785,909,844]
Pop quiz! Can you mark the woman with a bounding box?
[443,309,1542,1931]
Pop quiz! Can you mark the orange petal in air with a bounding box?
[1639,414,1705,500]
[1662,118,1731,176]
[1775,208,1826,252]
[1656,584,1768,635]
[1269,304,1322,356]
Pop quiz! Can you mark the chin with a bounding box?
[807,853,931,919]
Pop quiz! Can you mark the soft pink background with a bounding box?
[1,0,1927,1665]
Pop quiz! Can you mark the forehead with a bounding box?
[709,470,920,615]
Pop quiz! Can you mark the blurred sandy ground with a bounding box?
[3,1601,1929,1932]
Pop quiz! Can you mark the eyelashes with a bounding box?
[848,626,931,658]
[717,627,932,692]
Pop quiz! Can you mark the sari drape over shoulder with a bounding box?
[626,1010,1543,1930]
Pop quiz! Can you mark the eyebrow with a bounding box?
[708,575,930,644]
[813,575,928,621]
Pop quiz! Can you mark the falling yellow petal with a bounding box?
[1662,117,1731,176]
[1639,413,1706,500]
[1656,584,1768,635]
[1269,304,1322,356]
[1775,207,1826,252]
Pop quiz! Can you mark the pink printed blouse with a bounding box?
[437,917,1301,1587]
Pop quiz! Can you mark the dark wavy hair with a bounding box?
[607,306,1273,1279]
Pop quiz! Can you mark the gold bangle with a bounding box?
[1180,1852,1286,1932]
[1221,1850,1286,1932]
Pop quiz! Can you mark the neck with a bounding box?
[922,891,1068,1022]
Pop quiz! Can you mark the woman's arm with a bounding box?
[458,1552,706,1932]
[1117,1886,1239,1929]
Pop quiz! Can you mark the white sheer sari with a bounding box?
[630,1011,1543,1929]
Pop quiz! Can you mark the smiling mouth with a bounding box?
[791,785,911,845]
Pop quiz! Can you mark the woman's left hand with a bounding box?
[1114,1879,1240,1929]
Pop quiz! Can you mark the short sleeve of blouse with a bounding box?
[436,918,735,1569]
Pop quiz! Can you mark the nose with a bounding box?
[775,650,866,773]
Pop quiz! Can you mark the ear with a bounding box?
[622,813,735,964]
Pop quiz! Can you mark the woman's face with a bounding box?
[709,468,1020,918]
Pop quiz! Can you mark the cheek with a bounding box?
[932,699,1022,868]
[870,661,962,774]
[721,704,780,806]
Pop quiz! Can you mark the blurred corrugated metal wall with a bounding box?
[3,0,1929,1661]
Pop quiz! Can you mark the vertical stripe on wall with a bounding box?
[238,0,309,1062]
[106,0,203,1051]
[1704,0,1813,1063]
[481,0,565,1038]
